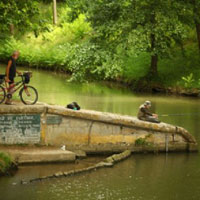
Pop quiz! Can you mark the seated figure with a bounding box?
[137,101,160,123]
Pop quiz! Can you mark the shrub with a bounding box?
[182,73,195,89]
[0,152,12,173]
[66,42,123,82]
[135,138,148,146]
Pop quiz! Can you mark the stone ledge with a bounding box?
[46,105,197,143]
[0,104,197,145]
[5,149,76,164]
[0,105,46,114]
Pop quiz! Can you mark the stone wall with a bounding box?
[0,104,198,152]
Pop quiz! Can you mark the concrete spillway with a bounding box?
[0,104,197,153]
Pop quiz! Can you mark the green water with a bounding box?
[0,66,200,200]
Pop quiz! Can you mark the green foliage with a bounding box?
[0,1,200,88]
[67,0,189,75]
[0,5,123,83]
[0,0,39,34]
[180,70,200,89]
[66,42,122,82]
[58,3,74,23]
[31,3,53,38]
[135,134,153,147]
[157,45,200,88]
[182,73,195,88]
[122,53,150,82]
[135,138,148,146]
[0,12,92,71]
[0,152,12,173]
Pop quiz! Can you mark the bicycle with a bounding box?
[0,72,38,105]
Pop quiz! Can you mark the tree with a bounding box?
[69,0,186,77]
[192,0,200,52]
[0,0,39,34]
[174,0,200,53]
[129,0,186,76]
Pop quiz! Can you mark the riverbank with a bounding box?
[1,59,200,98]
[131,80,200,97]
[0,35,200,96]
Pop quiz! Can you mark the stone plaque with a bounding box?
[46,115,62,125]
[0,114,40,144]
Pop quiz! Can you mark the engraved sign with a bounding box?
[0,114,40,144]
[46,115,62,125]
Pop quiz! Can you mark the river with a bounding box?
[0,66,200,200]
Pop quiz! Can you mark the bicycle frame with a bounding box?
[2,76,28,96]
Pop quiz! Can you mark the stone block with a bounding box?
[105,157,114,163]
[64,170,75,176]
[121,127,137,135]
[90,135,124,144]
[90,122,121,136]
[68,118,91,128]
[95,162,113,168]
[15,150,76,164]
[188,143,198,152]
[54,172,64,177]
[72,150,87,158]
[86,166,96,171]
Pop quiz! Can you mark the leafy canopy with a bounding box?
[0,0,39,33]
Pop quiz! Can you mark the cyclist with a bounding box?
[5,51,21,105]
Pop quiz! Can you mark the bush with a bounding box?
[135,138,148,146]
[0,152,12,173]
[0,12,92,71]
[66,42,123,82]
[158,46,200,87]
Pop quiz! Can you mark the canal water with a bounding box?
[0,66,200,200]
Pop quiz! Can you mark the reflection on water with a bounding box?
[0,65,200,200]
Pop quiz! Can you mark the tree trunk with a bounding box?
[192,0,200,52]
[53,0,57,25]
[195,22,200,52]
[149,33,158,76]
[150,54,158,75]
[10,24,14,35]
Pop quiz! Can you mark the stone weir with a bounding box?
[0,104,197,153]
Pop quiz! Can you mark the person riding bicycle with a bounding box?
[5,51,21,105]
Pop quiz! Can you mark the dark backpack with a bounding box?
[66,102,81,110]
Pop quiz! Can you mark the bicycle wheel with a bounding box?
[0,85,6,104]
[19,85,38,105]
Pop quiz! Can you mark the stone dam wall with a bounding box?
[0,104,197,153]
